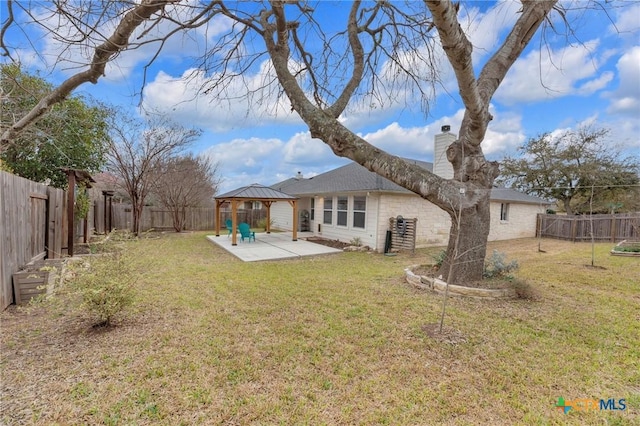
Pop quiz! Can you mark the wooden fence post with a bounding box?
[610,216,616,242]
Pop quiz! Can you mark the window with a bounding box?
[500,203,510,221]
[337,196,348,226]
[310,198,315,221]
[323,198,333,224]
[353,196,366,228]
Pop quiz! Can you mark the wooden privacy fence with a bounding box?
[536,213,640,242]
[0,171,65,309]
[109,204,267,232]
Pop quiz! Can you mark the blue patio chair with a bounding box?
[226,219,233,237]
[239,222,256,242]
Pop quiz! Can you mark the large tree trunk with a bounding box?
[267,0,553,285]
[442,194,491,284]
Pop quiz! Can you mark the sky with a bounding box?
[3,0,640,194]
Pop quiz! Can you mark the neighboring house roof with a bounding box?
[216,183,297,200]
[272,161,550,205]
[490,187,550,205]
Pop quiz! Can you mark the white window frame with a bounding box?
[323,198,333,225]
[353,196,366,229]
[500,203,510,222]
[337,196,348,227]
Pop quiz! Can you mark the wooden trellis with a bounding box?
[388,216,418,253]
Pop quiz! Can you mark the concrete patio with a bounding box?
[206,232,343,262]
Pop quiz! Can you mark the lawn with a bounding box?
[1,233,638,425]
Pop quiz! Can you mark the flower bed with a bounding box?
[610,240,640,257]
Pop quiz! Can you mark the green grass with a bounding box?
[1,234,638,425]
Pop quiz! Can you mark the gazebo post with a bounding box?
[231,200,238,246]
[288,200,298,241]
[215,199,222,237]
[264,201,272,234]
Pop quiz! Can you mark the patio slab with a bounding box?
[206,232,343,262]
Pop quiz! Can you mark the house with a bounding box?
[269,128,550,251]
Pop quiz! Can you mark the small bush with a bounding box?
[349,237,363,247]
[483,250,519,280]
[432,250,447,268]
[256,217,275,230]
[68,253,136,327]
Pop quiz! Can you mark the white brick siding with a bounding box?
[271,192,546,252]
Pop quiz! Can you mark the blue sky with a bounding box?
[4,1,639,193]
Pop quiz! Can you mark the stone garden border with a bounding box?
[404,265,516,299]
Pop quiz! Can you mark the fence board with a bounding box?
[1,173,51,308]
[1,172,66,309]
[109,204,265,232]
[537,213,640,242]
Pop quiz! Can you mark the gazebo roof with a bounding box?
[216,183,297,201]
[214,183,300,245]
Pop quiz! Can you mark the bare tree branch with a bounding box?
[0,0,174,153]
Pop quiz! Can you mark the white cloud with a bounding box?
[361,122,435,159]
[482,110,526,156]
[495,39,612,104]
[606,46,640,115]
[142,65,305,132]
[358,106,524,160]
[20,1,233,82]
[202,137,283,173]
[460,1,520,63]
[610,3,640,37]
[200,133,345,193]
[282,132,336,165]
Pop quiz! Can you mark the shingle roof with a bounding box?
[489,187,550,205]
[216,183,297,200]
[271,161,551,205]
[272,161,432,195]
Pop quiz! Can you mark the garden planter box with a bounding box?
[610,240,640,257]
[12,270,49,304]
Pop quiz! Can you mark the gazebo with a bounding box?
[214,183,299,246]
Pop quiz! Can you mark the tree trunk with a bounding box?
[132,199,143,236]
[441,192,491,284]
[563,198,573,215]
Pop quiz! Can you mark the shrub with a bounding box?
[432,250,447,268]
[349,237,363,247]
[256,217,275,230]
[483,250,519,280]
[68,252,136,327]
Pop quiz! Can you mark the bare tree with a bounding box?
[107,112,201,235]
[151,154,221,232]
[0,0,178,148]
[1,0,622,283]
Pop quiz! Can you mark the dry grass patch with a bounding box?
[1,234,638,425]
